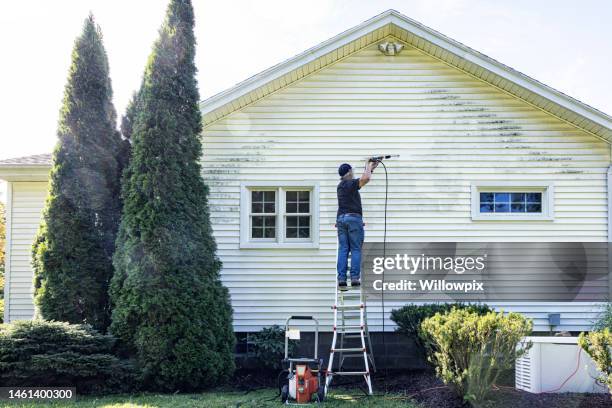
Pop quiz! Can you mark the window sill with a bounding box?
[240,241,319,249]
[471,214,554,221]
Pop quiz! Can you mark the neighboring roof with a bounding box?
[200,9,612,143]
[0,153,52,167]
[0,154,51,181]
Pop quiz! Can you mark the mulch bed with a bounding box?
[373,370,611,408]
[230,369,610,408]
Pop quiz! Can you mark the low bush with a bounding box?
[593,303,612,331]
[0,320,138,394]
[578,328,612,394]
[420,308,532,405]
[249,325,296,370]
[390,303,492,351]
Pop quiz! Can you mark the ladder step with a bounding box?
[332,347,366,353]
[334,304,363,310]
[340,293,362,298]
[337,330,362,334]
[336,324,362,329]
[329,371,369,376]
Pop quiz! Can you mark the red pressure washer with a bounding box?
[280,316,325,405]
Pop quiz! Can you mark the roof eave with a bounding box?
[0,165,51,182]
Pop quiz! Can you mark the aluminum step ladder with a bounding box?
[325,281,375,395]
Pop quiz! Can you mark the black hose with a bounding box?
[377,159,389,387]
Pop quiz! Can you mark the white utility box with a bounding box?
[515,336,608,394]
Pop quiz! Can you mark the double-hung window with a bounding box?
[241,182,319,248]
[471,182,554,221]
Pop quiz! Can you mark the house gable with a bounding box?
[201,10,612,144]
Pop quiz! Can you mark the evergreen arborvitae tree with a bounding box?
[109,0,235,390]
[32,15,124,331]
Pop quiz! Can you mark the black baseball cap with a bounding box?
[338,163,352,177]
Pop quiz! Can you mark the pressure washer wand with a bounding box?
[366,154,400,162]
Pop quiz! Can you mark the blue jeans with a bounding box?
[336,214,364,282]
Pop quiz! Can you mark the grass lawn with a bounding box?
[1,389,418,408]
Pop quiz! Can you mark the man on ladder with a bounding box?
[336,160,378,289]
[326,160,378,397]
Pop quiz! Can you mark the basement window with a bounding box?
[471,182,554,221]
[241,182,319,248]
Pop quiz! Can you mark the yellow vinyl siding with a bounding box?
[202,41,609,332]
[5,182,46,321]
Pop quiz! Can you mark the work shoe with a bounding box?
[338,281,348,290]
[351,279,360,288]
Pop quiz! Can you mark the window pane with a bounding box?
[480,193,494,203]
[286,215,311,239]
[511,193,525,202]
[263,216,275,228]
[264,191,275,202]
[286,202,297,213]
[526,204,542,213]
[252,228,263,238]
[495,203,510,212]
[298,228,310,238]
[286,190,309,214]
[251,202,263,213]
[526,193,542,203]
[286,228,298,238]
[252,216,263,227]
[287,216,298,227]
[252,216,276,239]
[298,216,310,227]
[264,202,275,213]
[511,202,526,212]
[494,193,510,203]
[480,203,494,213]
[252,191,263,202]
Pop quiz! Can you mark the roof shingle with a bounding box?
[0,153,52,166]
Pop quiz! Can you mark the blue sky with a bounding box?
[0,0,611,162]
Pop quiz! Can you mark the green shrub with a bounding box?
[420,308,532,405]
[31,15,126,332]
[109,0,235,391]
[390,303,492,352]
[0,321,138,394]
[593,303,612,331]
[249,325,296,370]
[578,329,612,393]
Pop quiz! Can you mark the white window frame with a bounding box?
[470,181,554,221]
[240,181,320,248]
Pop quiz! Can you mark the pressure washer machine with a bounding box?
[280,316,325,405]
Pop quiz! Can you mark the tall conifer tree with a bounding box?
[32,15,124,331]
[109,0,235,390]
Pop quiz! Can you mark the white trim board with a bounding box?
[470,181,555,221]
[239,181,320,249]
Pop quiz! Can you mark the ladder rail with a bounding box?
[325,283,374,396]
